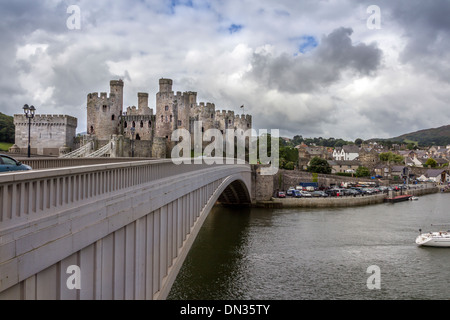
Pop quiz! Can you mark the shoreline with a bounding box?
[254,186,440,208]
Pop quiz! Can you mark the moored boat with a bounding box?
[416,228,450,247]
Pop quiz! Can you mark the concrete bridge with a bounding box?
[0,158,252,300]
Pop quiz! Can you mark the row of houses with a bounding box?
[295,143,450,183]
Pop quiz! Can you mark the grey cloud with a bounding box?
[246,27,383,94]
[382,0,450,82]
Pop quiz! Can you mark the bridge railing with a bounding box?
[14,157,156,170]
[0,159,239,231]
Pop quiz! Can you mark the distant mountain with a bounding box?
[371,125,450,147]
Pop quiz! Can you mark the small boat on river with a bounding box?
[416,227,450,247]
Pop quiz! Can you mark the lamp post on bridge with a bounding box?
[23,104,36,158]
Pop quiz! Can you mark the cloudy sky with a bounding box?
[1,0,449,140]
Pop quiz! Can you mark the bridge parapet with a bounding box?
[0,159,251,298]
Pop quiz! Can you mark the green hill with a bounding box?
[0,112,15,143]
[390,125,450,146]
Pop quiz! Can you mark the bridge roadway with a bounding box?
[0,158,251,299]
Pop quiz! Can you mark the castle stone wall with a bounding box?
[14,114,77,156]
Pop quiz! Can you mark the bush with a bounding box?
[307,157,332,174]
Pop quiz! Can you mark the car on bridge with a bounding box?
[0,154,32,173]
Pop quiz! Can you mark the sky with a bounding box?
[1,0,449,141]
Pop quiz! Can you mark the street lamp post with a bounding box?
[23,104,36,158]
[130,126,135,157]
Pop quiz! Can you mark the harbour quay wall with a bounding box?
[270,194,387,208]
[266,185,439,209]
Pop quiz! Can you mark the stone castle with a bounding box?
[86,78,252,158]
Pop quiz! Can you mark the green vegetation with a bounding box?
[424,158,437,168]
[0,112,15,144]
[369,125,450,147]
[307,156,331,174]
[290,135,353,148]
[279,144,298,170]
[355,166,370,177]
[379,151,404,163]
[0,142,13,151]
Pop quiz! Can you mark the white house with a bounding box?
[333,145,360,161]
[417,169,449,183]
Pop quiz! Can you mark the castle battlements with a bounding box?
[84,78,252,156]
[14,114,77,126]
[87,92,116,101]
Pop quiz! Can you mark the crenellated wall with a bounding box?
[13,114,78,156]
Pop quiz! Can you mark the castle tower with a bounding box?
[137,92,152,115]
[87,79,124,141]
[156,78,177,139]
[159,78,173,93]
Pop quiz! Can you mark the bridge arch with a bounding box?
[0,159,252,300]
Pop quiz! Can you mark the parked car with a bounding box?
[311,191,329,197]
[293,190,302,198]
[286,187,295,196]
[345,189,360,196]
[299,190,312,197]
[277,191,286,198]
[0,154,32,172]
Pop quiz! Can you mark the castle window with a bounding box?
[247,123,250,128]
[132,121,136,128]
[90,126,94,134]
[111,114,115,121]
[170,115,173,122]
[140,120,143,128]
[177,120,182,126]
[228,119,232,124]
[148,120,151,128]
[165,106,169,111]
[211,114,214,119]
[136,134,141,141]
[201,127,204,133]
[102,105,107,111]
[161,115,164,122]
[124,121,128,128]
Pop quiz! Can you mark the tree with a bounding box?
[355,166,370,177]
[406,143,416,150]
[425,158,437,168]
[307,156,331,174]
[355,138,363,146]
[0,112,15,143]
[379,152,404,164]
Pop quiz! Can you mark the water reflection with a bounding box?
[168,193,450,300]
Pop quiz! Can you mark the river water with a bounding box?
[168,192,450,300]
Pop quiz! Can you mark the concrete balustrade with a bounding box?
[0,159,251,299]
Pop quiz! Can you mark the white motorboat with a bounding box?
[416,229,450,247]
[409,196,419,201]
